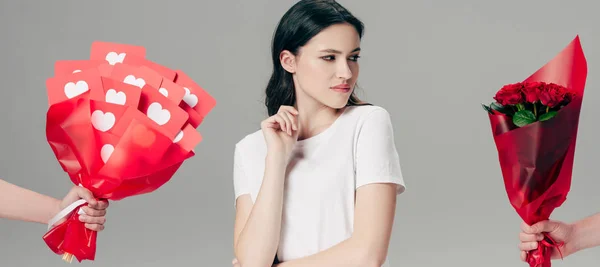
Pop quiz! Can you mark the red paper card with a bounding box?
[173,123,202,152]
[46,69,103,106]
[109,64,162,90]
[96,63,115,77]
[98,77,142,108]
[138,86,189,140]
[54,60,105,76]
[157,78,186,105]
[120,54,177,82]
[173,70,216,126]
[90,41,146,66]
[89,100,130,137]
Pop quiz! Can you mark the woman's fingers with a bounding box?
[279,111,297,135]
[279,105,299,115]
[282,110,298,131]
[261,105,299,136]
[273,114,289,134]
[278,106,299,135]
[274,111,293,135]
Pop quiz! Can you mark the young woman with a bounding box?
[518,214,600,262]
[232,1,406,266]
[0,179,108,231]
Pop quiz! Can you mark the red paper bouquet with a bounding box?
[483,36,587,267]
[43,41,216,262]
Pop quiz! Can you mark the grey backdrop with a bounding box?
[1,0,599,266]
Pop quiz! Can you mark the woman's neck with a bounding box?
[294,98,345,141]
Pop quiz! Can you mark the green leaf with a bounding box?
[490,102,504,111]
[539,111,558,122]
[482,103,493,114]
[513,110,536,127]
[490,102,514,115]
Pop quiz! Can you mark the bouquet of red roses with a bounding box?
[482,36,587,267]
[42,41,216,262]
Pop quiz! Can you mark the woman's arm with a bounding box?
[234,154,288,267]
[275,183,397,267]
[273,108,403,267]
[0,179,62,224]
[233,106,300,267]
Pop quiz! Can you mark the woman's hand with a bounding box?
[57,186,109,231]
[261,105,300,161]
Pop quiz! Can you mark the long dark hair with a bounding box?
[264,0,368,116]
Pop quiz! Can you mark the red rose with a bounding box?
[494,83,524,106]
[522,82,544,103]
[539,83,568,108]
[563,89,576,103]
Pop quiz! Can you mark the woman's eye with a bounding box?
[322,55,335,61]
[322,55,360,61]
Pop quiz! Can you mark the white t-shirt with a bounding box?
[233,105,406,266]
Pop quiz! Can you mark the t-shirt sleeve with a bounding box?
[233,143,250,207]
[354,107,406,194]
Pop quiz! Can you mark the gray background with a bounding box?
[1,0,599,266]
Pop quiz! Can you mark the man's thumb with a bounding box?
[530,220,560,234]
[73,187,97,206]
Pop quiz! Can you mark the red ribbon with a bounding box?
[526,233,564,267]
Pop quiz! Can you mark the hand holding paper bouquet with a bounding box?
[43,41,216,262]
[483,36,587,267]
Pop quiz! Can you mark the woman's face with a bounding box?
[282,23,361,109]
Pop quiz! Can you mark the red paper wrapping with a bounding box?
[42,41,216,262]
[486,36,587,267]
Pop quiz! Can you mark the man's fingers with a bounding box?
[72,187,97,206]
[523,220,559,234]
[93,199,109,210]
[81,206,107,217]
[518,241,538,251]
[519,232,543,242]
[84,223,105,232]
[79,214,106,225]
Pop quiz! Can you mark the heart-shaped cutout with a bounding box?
[183,87,198,108]
[123,75,145,88]
[173,130,184,143]
[100,144,114,163]
[158,88,169,97]
[105,89,127,105]
[105,51,126,65]
[91,110,116,132]
[146,102,171,126]
[64,81,89,99]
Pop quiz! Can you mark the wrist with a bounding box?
[571,220,589,255]
[266,151,287,165]
[569,215,600,254]
[49,198,62,222]
[38,197,62,225]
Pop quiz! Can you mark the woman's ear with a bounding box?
[280,50,296,74]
